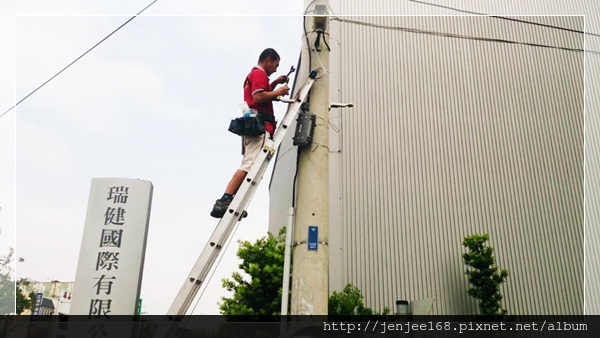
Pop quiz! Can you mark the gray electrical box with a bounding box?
[315,4,327,15]
[313,4,328,29]
[293,110,316,147]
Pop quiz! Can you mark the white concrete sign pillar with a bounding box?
[71,178,153,316]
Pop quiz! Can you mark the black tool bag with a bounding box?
[228,112,274,136]
[228,116,264,136]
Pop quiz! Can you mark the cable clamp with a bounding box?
[263,144,276,155]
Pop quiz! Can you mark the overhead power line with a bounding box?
[407,0,600,38]
[1,0,160,119]
[331,17,599,55]
[408,0,482,15]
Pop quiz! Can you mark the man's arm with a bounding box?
[270,75,288,91]
[253,85,289,104]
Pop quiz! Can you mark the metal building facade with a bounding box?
[269,0,597,315]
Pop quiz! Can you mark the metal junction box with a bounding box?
[293,110,316,147]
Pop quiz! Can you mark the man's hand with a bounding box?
[274,75,288,85]
[253,84,290,103]
[276,85,290,96]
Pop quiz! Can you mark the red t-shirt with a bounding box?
[244,67,275,135]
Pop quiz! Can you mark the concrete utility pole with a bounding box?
[291,1,330,315]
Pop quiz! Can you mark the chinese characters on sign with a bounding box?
[88,186,129,317]
[72,178,152,318]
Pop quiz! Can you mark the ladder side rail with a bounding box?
[165,142,272,316]
[272,77,315,146]
[212,77,316,244]
[166,165,268,315]
[233,76,316,219]
[207,145,272,245]
[209,77,316,244]
[166,223,233,315]
[165,141,274,314]
[165,75,316,317]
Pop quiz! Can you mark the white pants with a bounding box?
[239,132,270,172]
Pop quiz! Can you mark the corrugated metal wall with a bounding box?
[586,42,600,315]
[269,0,598,315]
[331,14,583,315]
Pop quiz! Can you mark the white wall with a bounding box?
[270,0,598,315]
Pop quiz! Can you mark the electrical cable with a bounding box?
[292,148,301,208]
[293,0,336,206]
[304,0,320,15]
[316,115,339,134]
[303,1,332,79]
[270,0,317,200]
[291,0,335,206]
[315,29,322,50]
[331,17,599,55]
[303,16,312,77]
[408,0,486,15]
[268,53,302,190]
[289,54,302,96]
[292,0,313,208]
[308,142,330,153]
[301,27,327,79]
[1,0,160,118]
[406,0,600,38]
[316,30,332,79]
[276,144,300,163]
[491,16,600,38]
[315,29,331,52]
[322,31,331,52]
[311,33,328,79]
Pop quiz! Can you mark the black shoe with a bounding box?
[210,197,232,218]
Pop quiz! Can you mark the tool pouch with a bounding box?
[228,115,265,136]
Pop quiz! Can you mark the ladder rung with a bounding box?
[164,72,317,321]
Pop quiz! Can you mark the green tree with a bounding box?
[16,279,35,315]
[0,248,15,314]
[219,227,286,315]
[462,233,509,315]
[219,228,389,317]
[328,284,390,315]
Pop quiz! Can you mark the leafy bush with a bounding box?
[329,284,390,315]
[462,233,509,315]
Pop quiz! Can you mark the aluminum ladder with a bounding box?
[166,70,317,319]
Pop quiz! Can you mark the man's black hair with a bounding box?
[258,48,280,62]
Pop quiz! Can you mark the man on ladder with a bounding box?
[211,48,290,218]
[164,51,316,321]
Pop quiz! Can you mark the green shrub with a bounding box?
[462,233,509,315]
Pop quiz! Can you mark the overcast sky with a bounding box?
[1,0,598,316]
[1,0,304,315]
